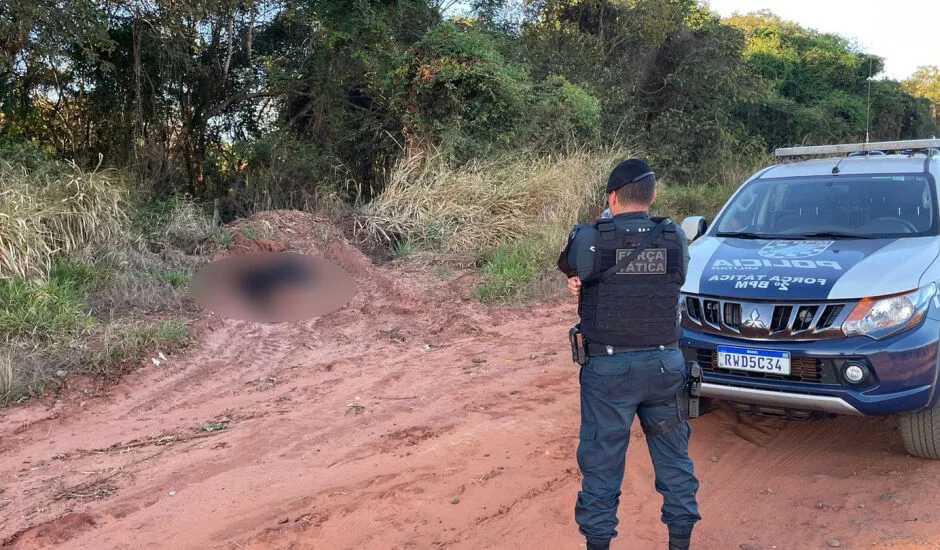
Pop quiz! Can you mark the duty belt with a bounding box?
[585,342,679,356]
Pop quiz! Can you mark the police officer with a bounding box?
[558,159,700,550]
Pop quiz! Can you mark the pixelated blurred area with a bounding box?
[193,210,480,327]
[191,252,356,323]
[191,210,364,323]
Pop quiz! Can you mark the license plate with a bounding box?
[717,346,791,375]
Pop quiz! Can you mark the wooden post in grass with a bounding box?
[213,198,221,229]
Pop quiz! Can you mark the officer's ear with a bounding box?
[608,190,619,209]
[650,187,658,206]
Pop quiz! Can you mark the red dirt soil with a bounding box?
[1,211,938,550]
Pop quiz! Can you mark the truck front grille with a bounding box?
[682,295,852,341]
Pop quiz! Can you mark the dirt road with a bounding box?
[2,212,938,550]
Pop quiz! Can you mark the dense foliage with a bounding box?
[2,0,938,211]
[1,1,938,399]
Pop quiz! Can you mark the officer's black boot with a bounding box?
[586,541,610,550]
[668,531,691,550]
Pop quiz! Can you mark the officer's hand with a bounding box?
[567,276,581,297]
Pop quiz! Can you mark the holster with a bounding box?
[643,361,702,436]
[569,325,588,366]
[687,361,703,419]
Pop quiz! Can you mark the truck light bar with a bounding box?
[775,139,940,158]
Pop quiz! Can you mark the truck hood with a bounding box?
[682,236,940,300]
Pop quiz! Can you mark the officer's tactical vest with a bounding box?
[579,218,684,347]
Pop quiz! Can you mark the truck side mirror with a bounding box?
[681,216,708,242]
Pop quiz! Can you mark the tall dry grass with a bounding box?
[357,147,632,261]
[358,146,760,301]
[0,159,127,281]
[357,146,753,260]
[653,182,738,221]
[0,351,13,403]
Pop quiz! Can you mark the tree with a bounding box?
[253,0,440,199]
[726,10,935,146]
[903,66,940,123]
[0,0,112,143]
[2,1,937,205]
[393,21,529,161]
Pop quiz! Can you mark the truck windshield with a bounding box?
[714,173,937,239]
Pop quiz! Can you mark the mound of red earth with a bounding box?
[1,210,938,550]
[222,212,506,333]
[220,210,367,269]
[222,210,480,309]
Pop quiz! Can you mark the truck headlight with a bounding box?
[842,284,936,339]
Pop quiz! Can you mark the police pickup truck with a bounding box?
[678,139,940,459]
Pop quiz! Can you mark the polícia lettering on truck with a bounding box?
[710,258,842,270]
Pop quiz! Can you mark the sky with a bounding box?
[703,0,940,81]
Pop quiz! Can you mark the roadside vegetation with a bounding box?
[359,148,616,300]
[4,1,940,401]
[0,150,222,404]
[360,147,768,301]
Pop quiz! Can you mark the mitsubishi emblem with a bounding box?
[742,308,766,330]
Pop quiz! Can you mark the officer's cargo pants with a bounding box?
[575,348,701,545]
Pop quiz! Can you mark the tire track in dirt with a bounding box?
[1,271,567,550]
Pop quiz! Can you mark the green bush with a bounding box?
[222,135,358,216]
[0,137,57,172]
[475,237,552,302]
[525,75,601,148]
[156,270,189,289]
[647,108,766,186]
[394,22,530,159]
[0,260,103,340]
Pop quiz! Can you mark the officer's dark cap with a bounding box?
[606,159,655,194]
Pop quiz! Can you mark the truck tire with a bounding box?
[899,404,940,459]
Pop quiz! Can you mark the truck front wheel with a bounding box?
[899,403,940,459]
